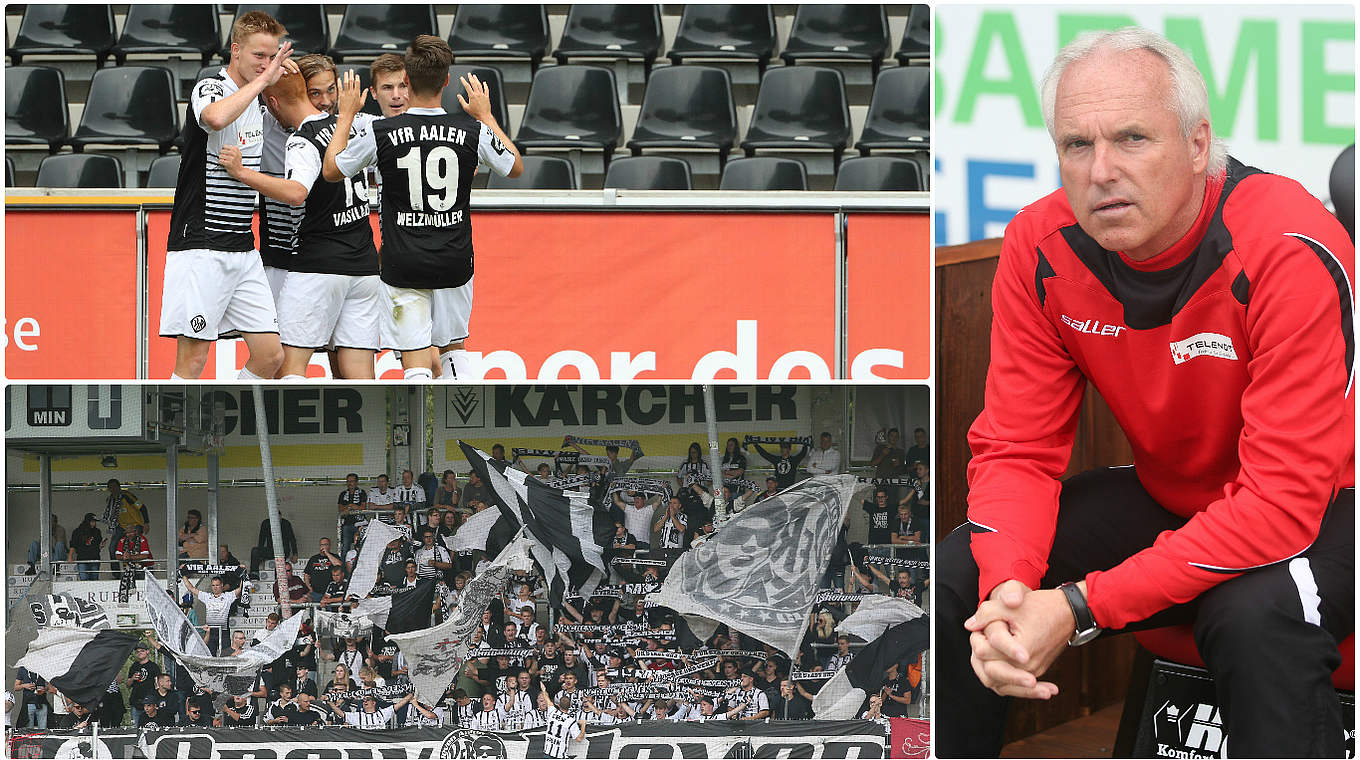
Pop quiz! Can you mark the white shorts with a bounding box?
[380,284,434,352]
[278,272,383,351]
[159,249,278,339]
[432,277,474,347]
[263,265,288,304]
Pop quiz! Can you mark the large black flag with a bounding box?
[813,615,930,718]
[459,441,610,612]
[385,579,438,634]
[16,628,139,709]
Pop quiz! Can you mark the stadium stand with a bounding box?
[68,65,179,186]
[719,157,808,191]
[6,5,927,190]
[856,66,930,152]
[486,154,577,190]
[552,4,664,102]
[330,5,440,62]
[515,64,623,181]
[896,4,930,64]
[739,66,851,181]
[603,156,693,191]
[35,152,124,188]
[145,153,181,189]
[446,4,551,70]
[780,5,892,77]
[113,5,221,67]
[667,5,777,73]
[6,65,70,151]
[833,156,923,192]
[624,65,737,181]
[8,5,117,67]
[6,155,15,187]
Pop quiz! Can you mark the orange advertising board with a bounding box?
[5,211,141,379]
[11,207,929,380]
[846,213,932,379]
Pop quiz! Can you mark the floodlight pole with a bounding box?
[252,385,291,618]
[702,385,726,523]
[38,454,52,579]
[166,438,179,590]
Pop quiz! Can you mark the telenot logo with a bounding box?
[1169,332,1238,365]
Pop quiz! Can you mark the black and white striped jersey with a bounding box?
[497,689,532,719]
[258,108,300,269]
[473,705,505,731]
[334,107,516,289]
[168,70,266,253]
[271,112,381,275]
[341,705,394,730]
[454,699,477,728]
[542,707,582,759]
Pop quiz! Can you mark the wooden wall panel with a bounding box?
[936,241,1139,741]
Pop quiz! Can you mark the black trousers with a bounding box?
[936,466,1354,758]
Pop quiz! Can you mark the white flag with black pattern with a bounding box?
[652,474,861,659]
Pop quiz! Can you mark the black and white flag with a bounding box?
[651,474,860,659]
[348,518,405,601]
[144,574,306,696]
[388,534,534,702]
[835,596,925,643]
[444,505,509,555]
[460,441,611,612]
[16,627,138,709]
[813,615,929,719]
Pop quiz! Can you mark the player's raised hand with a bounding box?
[457,74,492,122]
[218,144,244,178]
[337,69,368,118]
[263,40,294,86]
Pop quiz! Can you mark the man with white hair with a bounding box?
[936,27,1353,757]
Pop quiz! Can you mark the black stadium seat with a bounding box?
[9,5,117,66]
[515,65,622,154]
[719,157,807,191]
[781,5,891,72]
[147,154,182,188]
[667,5,777,70]
[114,5,222,66]
[69,66,180,153]
[604,156,693,190]
[6,66,71,151]
[446,5,551,69]
[6,156,16,187]
[441,66,511,133]
[36,153,124,188]
[740,67,851,158]
[856,67,930,153]
[487,155,577,190]
[834,156,923,192]
[626,66,736,158]
[229,5,331,56]
[553,5,663,71]
[331,5,438,62]
[335,66,384,118]
[897,5,931,65]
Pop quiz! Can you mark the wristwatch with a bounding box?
[1059,582,1101,646]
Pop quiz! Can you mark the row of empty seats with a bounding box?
[8,62,926,183]
[10,153,923,192]
[8,4,928,71]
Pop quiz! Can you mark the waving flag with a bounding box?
[16,627,138,709]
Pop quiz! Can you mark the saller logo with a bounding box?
[1060,314,1126,337]
[1170,333,1237,365]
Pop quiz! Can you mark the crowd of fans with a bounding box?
[10,429,929,732]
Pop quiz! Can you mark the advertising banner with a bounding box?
[4,211,141,380]
[136,721,887,758]
[8,207,927,380]
[890,718,931,759]
[5,385,145,440]
[935,6,1354,246]
[433,384,812,470]
[9,386,388,482]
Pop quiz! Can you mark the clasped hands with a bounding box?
[964,579,1083,699]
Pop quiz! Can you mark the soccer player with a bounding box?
[369,54,410,117]
[541,691,586,759]
[218,65,383,380]
[323,35,523,380]
[161,11,292,379]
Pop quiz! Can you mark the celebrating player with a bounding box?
[218,64,383,380]
[323,35,523,380]
[160,11,292,379]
